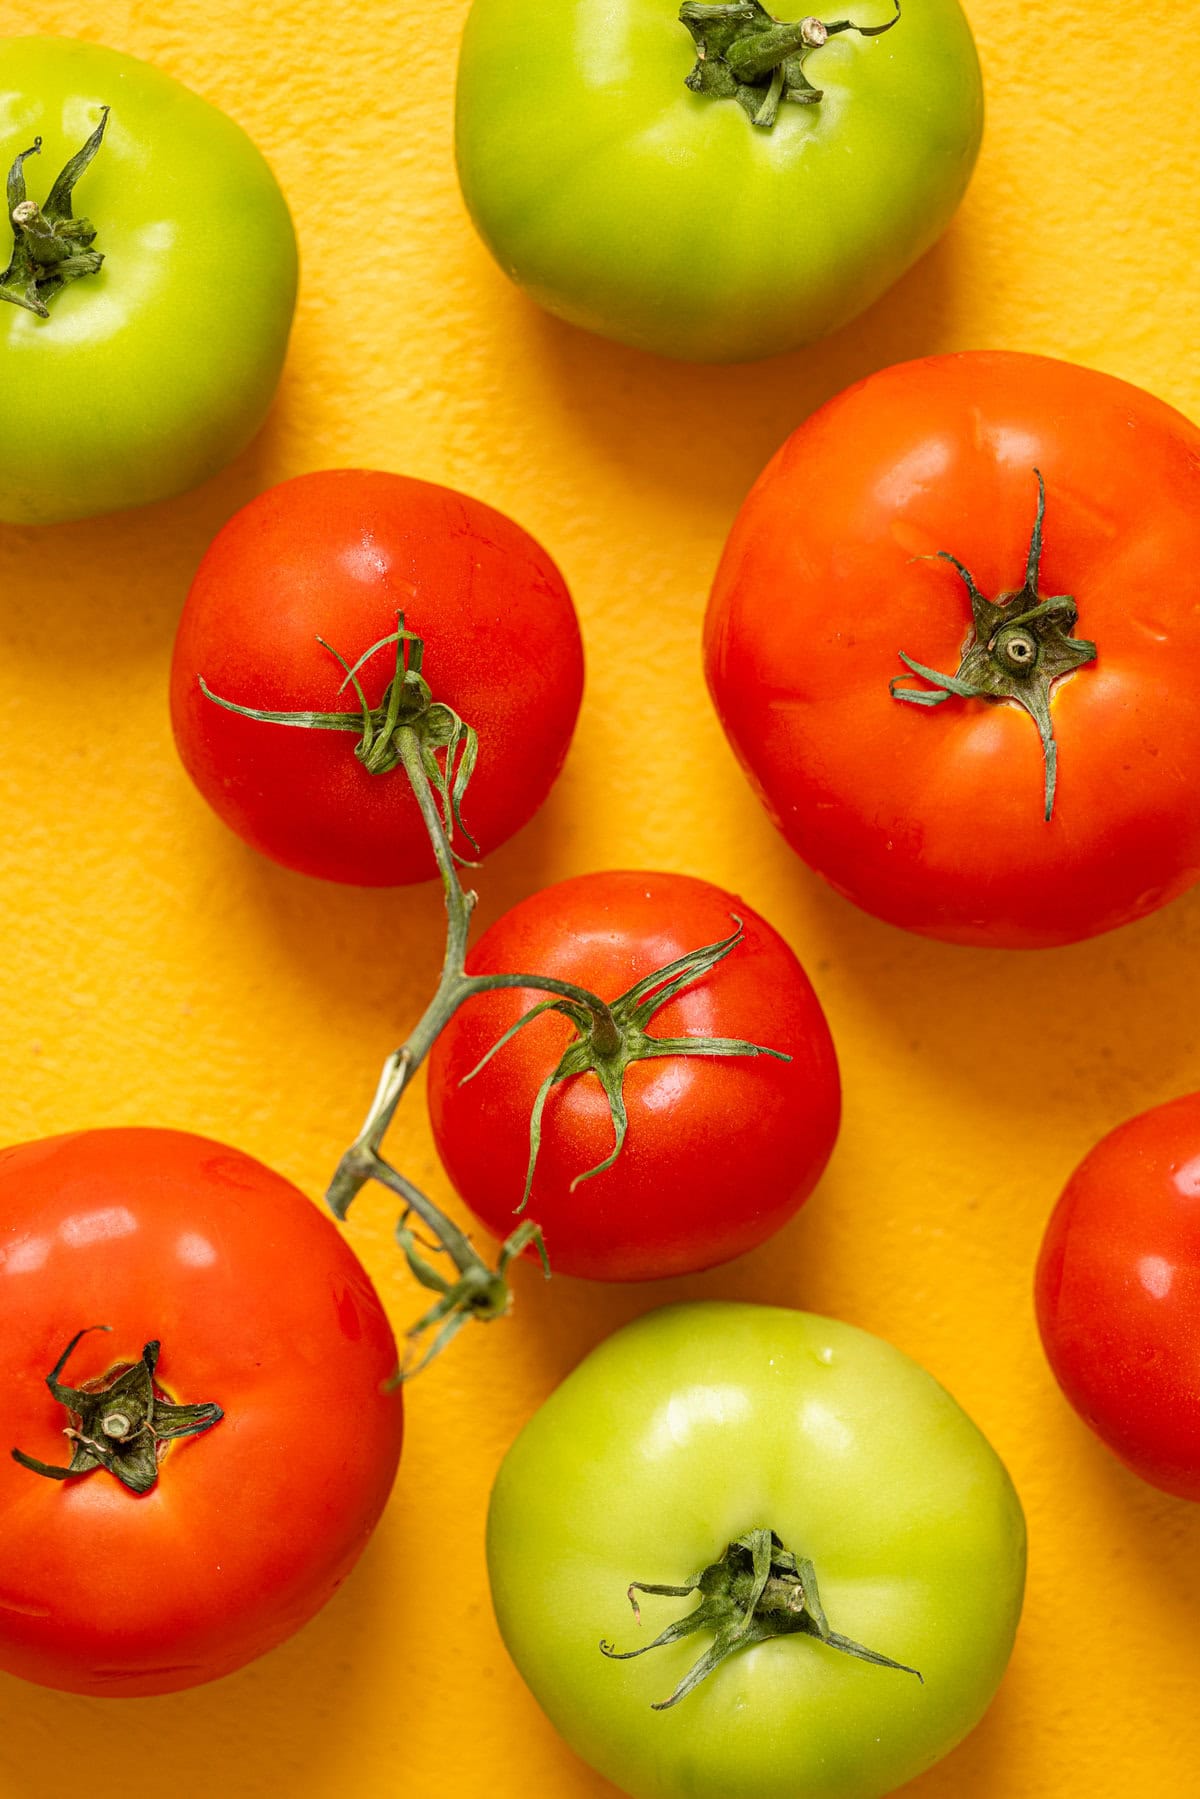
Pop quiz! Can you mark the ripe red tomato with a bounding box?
[704,352,1200,948]
[427,871,840,1281]
[170,470,584,885]
[0,1129,404,1695]
[1036,1094,1200,1501]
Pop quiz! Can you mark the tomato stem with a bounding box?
[1,109,109,317]
[600,1528,922,1710]
[889,470,1097,822]
[680,1,900,127]
[327,720,627,1204]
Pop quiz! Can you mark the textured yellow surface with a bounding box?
[1,2,1198,1794]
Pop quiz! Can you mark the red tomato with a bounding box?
[1036,1093,1200,1501]
[170,470,584,885]
[427,871,840,1281]
[704,352,1200,948]
[0,1129,403,1695]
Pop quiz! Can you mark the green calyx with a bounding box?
[680,0,900,128]
[11,1327,223,1496]
[601,1527,922,1710]
[461,920,790,1214]
[890,470,1097,822]
[1,108,110,317]
[201,615,480,861]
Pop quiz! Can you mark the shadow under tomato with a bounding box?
[998,1358,1200,1791]
[520,222,970,520]
[0,1515,405,1799]
[1065,1410,1200,1637]
[804,861,1200,1154]
[0,368,301,677]
[193,744,582,1032]
[691,712,1200,1156]
[489,1141,879,1414]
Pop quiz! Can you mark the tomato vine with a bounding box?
[202,618,785,1374]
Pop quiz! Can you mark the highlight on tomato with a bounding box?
[427,870,840,1281]
[170,468,584,886]
[455,0,983,363]
[0,37,297,524]
[0,1129,404,1696]
[488,1302,1026,1799]
[1037,1092,1200,1502]
[704,351,1200,947]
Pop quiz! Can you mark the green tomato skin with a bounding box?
[488,1303,1025,1799]
[456,0,983,364]
[0,39,298,524]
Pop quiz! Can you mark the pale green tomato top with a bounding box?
[456,0,982,364]
[488,1303,1025,1799]
[0,38,297,524]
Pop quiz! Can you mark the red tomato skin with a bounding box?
[170,470,584,886]
[704,353,1200,948]
[1036,1093,1200,1500]
[427,871,840,1281]
[0,1129,404,1696]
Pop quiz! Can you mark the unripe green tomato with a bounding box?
[455,0,983,363]
[0,38,297,524]
[489,1302,1025,1799]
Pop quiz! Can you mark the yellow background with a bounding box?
[2,2,1198,1793]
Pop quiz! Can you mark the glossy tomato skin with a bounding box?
[0,39,296,524]
[488,1302,1026,1799]
[428,871,839,1280]
[170,470,584,885]
[1036,1093,1200,1501]
[456,0,982,363]
[0,1129,403,1696]
[705,352,1200,947]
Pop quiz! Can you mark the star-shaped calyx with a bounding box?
[2,109,110,317]
[890,470,1097,821]
[460,919,791,1214]
[600,1528,922,1709]
[679,1,900,128]
[201,615,480,866]
[12,1327,223,1495]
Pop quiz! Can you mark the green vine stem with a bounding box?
[202,618,786,1375]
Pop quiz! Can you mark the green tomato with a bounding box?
[488,1303,1025,1799]
[456,0,983,363]
[0,39,297,524]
